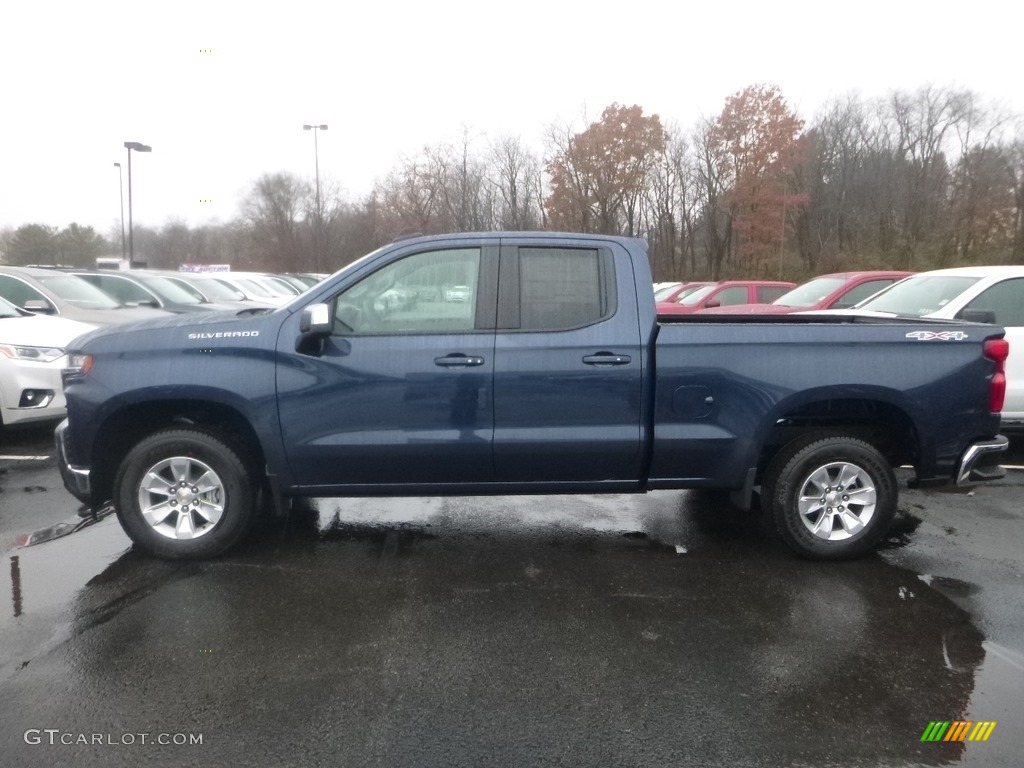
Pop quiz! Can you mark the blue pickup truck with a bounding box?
[55,232,1009,560]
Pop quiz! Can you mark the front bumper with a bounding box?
[0,357,66,426]
[55,418,91,503]
[955,435,1009,484]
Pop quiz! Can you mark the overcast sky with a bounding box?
[2,0,1021,239]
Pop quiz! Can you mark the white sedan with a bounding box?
[0,297,94,427]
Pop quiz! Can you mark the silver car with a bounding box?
[0,266,170,325]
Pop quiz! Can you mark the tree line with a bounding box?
[3,83,1022,281]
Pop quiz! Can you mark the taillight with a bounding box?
[984,338,1009,413]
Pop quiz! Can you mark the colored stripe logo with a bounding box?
[921,721,997,742]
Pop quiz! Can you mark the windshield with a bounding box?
[252,277,296,296]
[678,285,717,306]
[38,275,122,309]
[261,276,300,295]
[233,278,276,298]
[855,275,981,316]
[773,277,847,307]
[0,296,22,318]
[654,283,682,301]
[140,276,204,304]
[185,278,245,301]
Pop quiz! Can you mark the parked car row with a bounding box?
[656,280,797,314]
[0,266,325,427]
[694,271,914,314]
[0,266,327,323]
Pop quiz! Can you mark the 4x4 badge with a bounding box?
[906,331,969,341]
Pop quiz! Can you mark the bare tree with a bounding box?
[889,86,972,267]
[642,126,697,280]
[692,118,732,279]
[241,172,311,271]
[488,135,543,230]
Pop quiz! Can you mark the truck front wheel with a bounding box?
[762,435,897,560]
[113,428,255,559]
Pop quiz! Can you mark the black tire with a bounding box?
[762,434,897,560]
[113,428,256,559]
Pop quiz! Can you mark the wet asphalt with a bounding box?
[0,423,1022,767]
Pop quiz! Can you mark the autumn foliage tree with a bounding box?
[545,104,667,236]
[705,85,805,276]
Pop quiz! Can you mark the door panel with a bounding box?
[277,245,498,488]
[278,333,495,486]
[492,242,644,483]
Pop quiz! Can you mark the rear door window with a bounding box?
[499,247,615,331]
[757,285,790,303]
[711,286,749,306]
[963,279,1024,326]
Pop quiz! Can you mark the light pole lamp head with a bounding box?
[114,162,121,168]
[302,124,328,130]
[124,141,152,152]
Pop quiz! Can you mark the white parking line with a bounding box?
[0,455,51,461]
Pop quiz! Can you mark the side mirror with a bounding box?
[959,309,996,324]
[296,303,332,355]
[703,299,721,309]
[23,299,55,314]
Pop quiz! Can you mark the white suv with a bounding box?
[0,297,95,426]
[842,266,1024,430]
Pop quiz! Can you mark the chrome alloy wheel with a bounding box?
[137,456,226,540]
[797,461,877,541]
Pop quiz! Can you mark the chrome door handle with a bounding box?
[582,353,632,366]
[434,354,485,367]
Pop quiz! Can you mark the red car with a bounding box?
[657,280,797,315]
[693,271,913,315]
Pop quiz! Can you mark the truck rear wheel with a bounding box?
[762,434,897,560]
[113,428,255,559]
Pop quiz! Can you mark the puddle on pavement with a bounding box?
[918,573,982,599]
[878,509,923,550]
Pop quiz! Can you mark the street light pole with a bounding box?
[123,141,152,268]
[113,162,126,261]
[302,124,328,274]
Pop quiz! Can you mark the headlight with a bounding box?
[0,344,65,362]
[63,353,94,376]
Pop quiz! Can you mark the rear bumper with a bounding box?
[55,419,92,503]
[955,435,1009,484]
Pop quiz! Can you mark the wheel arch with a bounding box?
[89,396,271,507]
[750,387,923,485]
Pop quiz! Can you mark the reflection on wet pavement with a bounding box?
[3,487,1016,767]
